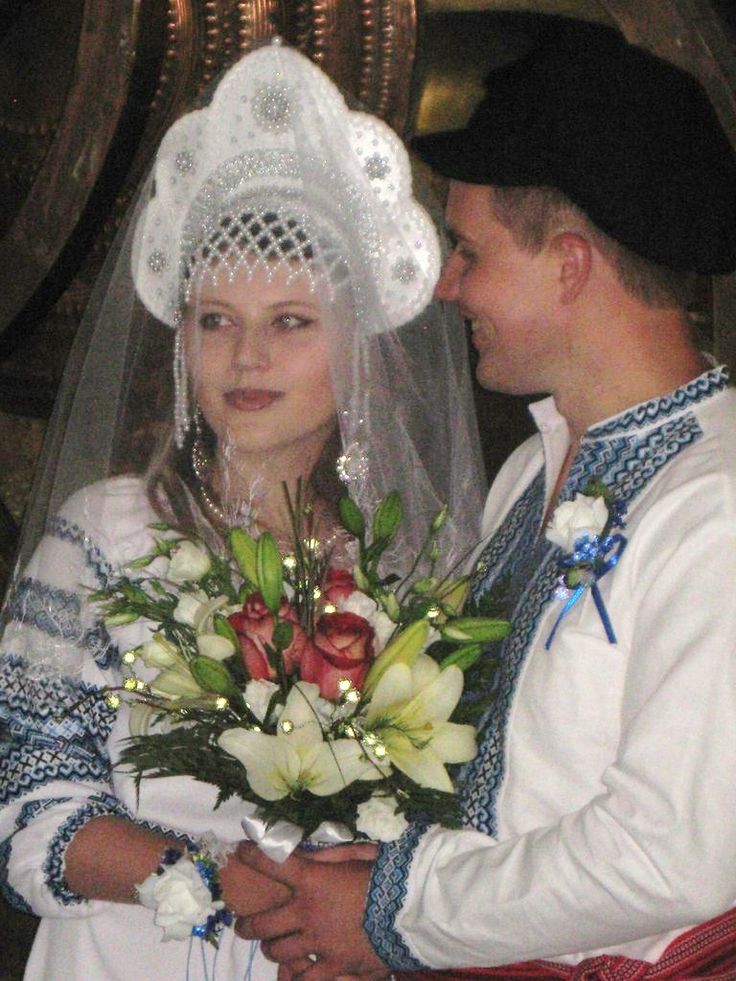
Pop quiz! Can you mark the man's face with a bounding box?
[436,181,562,395]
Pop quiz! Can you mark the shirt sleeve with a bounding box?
[0,488,135,919]
[365,446,736,968]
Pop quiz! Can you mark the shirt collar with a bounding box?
[529,364,730,444]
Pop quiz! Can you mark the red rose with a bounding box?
[322,567,356,606]
[229,594,308,680]
[300,611,375,700]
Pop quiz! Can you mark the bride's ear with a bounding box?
[549,231,592,304]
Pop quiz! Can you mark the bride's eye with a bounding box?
[199,311,228,331]
[273,312,314,331]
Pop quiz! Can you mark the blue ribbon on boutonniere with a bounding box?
[544,481,628,651]
[545,532,627,650]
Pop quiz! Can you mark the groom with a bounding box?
[235,17,736,978]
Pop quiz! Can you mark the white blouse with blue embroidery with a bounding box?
[365,366,736,970]
[0,476,275,980]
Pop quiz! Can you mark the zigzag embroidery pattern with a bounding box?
[0,658,115,807]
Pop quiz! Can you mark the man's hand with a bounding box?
[219,845,292,917]
[233,842,390,979]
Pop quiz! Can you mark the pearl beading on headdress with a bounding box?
[132,40,439,332]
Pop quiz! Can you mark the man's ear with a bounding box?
[549,232,592,304]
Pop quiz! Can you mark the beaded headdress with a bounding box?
[132,39,440,331]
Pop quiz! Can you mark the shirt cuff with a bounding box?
[363,822,429,971]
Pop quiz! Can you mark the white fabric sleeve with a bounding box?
[366,451,736,968]
[0,483,137,919]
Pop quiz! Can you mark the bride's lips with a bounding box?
[225,388,284,411]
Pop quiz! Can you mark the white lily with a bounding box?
[244,679,282,723]
[363,654,476,793]
[139,634,178,669]
[173,590,209,627]
[150,658,205,699]
[218,682,380,800]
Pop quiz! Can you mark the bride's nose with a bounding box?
[232,326,270,370]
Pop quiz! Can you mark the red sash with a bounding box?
[396,906,736,980]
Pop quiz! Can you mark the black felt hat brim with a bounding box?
[414,18,736,274]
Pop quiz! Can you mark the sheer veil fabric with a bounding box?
[7,40,485,677]
[0,39,485,980]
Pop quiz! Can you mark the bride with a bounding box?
[0,41,485,980]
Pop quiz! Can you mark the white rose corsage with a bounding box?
[136,846,232,945]
[544,479,627,650]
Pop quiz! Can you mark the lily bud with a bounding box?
[152,662,205,699]
[430,504,449,535]
[363,618,429,695]
[381,591,401,622]
[438,577,470,616]
[256,532,283,614]
[230,528,258,585]
[105,610,140,627]
[189,655,239,698]
[140,633,178,668]
[441,616,511,643]
[338,496,366,538]
[440,642,483,671]
[373,491,403,542]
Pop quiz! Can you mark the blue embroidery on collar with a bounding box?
[586,366,728,439]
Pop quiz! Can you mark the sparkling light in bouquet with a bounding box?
[92,487,510,848]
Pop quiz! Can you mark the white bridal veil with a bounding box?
[1,39,486,680]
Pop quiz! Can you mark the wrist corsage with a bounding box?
[544,479,627,650]
[136,845,233,945]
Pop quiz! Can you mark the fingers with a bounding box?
[261,931,312,964]
[277,960,313,981]
[235,840,293,880]
[236,901,301,942]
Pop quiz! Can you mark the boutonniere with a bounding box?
[544,479,627,650]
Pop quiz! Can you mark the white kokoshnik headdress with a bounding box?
[132,38,440,332]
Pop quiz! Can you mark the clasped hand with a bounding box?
[228,840,390,980]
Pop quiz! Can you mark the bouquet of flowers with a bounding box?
[93,489,509,847]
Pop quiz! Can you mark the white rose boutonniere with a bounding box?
[544,480,627,650]
[545,493,609,552]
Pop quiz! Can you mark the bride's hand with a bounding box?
[220,841,291,918]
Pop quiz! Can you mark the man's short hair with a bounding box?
[490,185,696,309]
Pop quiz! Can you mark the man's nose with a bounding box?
[434,255,461,303]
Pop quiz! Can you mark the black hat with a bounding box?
[414,18,736,274]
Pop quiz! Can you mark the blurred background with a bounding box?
[1,1,735,974]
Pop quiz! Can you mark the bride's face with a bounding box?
[185,262,336,459]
